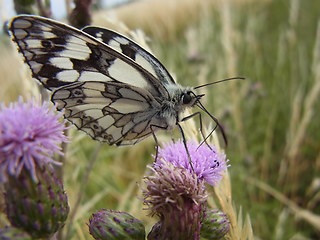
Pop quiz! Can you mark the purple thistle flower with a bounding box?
[143,159,208,240]
[154,140,229,186]
[143,140,230,239]
[0,97,67,182]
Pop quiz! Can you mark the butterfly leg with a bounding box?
[149,124,169,163]
[196,101,228,146]
[176,123,195,173]
[180,111,214,152]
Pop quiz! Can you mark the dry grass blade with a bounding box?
[220,1,247,156]
[213,171,254,240]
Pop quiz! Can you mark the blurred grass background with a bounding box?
[0,0,320,239]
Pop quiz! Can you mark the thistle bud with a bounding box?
[89,209,145,240]
[4,166,69,239]
[201,209,230,239]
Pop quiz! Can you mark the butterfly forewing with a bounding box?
[9,15,169,99]
[82,26,175,86]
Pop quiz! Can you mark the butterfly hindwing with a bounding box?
[51,81,167,145]
[9,15,169,99]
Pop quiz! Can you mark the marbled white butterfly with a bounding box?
[9,15,235,147]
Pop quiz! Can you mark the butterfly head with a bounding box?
[166,84,201,110]
[181,90,204,108]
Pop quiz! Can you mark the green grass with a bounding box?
[1,0,319,239]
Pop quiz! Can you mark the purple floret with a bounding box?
[0,97,67,182]
[154,140,229,186]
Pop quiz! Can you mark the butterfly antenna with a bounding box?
[194,76,245,90]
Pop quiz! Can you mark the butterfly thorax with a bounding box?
[158,84,197,130]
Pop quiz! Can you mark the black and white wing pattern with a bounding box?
[9,15,170,97]
[9,15,200,146]
[51,81,168,145]
[82,26,175,86]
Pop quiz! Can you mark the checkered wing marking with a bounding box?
[9,15,169,99]
[82,26,175,86]
[51,81,167,145]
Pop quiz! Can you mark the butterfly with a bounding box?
[9,15,235,149]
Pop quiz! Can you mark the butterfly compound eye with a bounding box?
[182,92,192,104]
